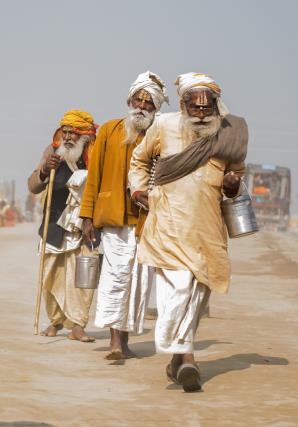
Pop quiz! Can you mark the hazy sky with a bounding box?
[1,0,297,212]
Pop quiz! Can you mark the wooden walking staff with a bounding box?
[34,168,55,335]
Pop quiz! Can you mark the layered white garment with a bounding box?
[155,268,211,353]
[95,226,152,333]
[44,170,87,254]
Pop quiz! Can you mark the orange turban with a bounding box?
[59,110,98,135]
[52,109,99,168]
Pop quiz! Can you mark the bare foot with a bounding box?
[120,331,137,359]
[105,349,123,360]
[105,328,123,360]
[40,324,63,337]
[68,324,95,342]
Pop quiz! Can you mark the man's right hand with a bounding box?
[82,218,96,242]
[132,191,149,210]
[40,154,62,180]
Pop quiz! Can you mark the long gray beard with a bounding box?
[124,108,155,144]
[180,113,222,146]
[56,135,89,171]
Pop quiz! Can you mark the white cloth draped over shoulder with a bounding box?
[43,169,87,254]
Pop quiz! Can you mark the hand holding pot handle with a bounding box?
[82,218,96,242]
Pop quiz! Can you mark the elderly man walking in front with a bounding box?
[28,110,98,342]
[80,71,168,360]
[129,73,248,391]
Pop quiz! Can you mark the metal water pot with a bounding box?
[221,184,258,238]
[75,245,103,289]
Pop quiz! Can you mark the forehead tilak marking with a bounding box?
[194,90,213,106]
[136,89,153,102]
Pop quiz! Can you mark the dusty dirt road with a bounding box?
[0,223,297,427]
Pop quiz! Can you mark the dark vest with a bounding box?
[39,158,85,248]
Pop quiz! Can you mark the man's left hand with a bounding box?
[223,171,241,198]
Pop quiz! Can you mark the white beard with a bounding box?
[180,113,222,146]
[56,135,89,171]
[124,108,155,144]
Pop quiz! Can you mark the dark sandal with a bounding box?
[166,355,183,384]
[177,363,201,392]
[166,364,179,384]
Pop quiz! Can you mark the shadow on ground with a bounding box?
[200,353,289,384]
[0,422,55,427]
[88,327,152,341]
[166,353,288,391]
[93,339,231,358]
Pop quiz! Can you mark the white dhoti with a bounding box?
[155,268,211,354]
[95,226,152,333]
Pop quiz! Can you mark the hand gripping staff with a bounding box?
[34,168,55,335]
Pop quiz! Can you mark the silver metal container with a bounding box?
[222,194,258,238]
[75,253,103,289]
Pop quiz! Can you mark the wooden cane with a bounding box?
[34,168,56,335]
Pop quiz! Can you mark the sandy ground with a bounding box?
[0,223,297,427]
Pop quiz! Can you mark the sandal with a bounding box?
[177,363,201,392]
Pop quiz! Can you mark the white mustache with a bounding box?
[190,116,213,125]
[130,108,151,119]
[62,140,75,147]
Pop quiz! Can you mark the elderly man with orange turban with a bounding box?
[129,73,248,391]
[28,110,98,342]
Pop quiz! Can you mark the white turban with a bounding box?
[175,72,229,117]
[127,71,169,111]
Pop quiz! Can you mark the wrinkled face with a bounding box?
[61,126,81,149]
[180,88,222,142]
[184,89,216,120]
[130,89,156,113]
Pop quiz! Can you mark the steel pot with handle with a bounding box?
[75,243,103,289]
[221,181,258,238]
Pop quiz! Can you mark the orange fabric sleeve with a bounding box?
[80,123,107,219]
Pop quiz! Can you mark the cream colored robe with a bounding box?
[129,112,246,293]
[43,246,95,329]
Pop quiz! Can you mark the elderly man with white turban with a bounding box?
[129,73,248,391]
[80,71,168,360]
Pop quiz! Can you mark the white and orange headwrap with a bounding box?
[127,71,169,111]
[175,73,229,117]
[52,109,99,168]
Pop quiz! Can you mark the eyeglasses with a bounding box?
[187,104,214,116]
